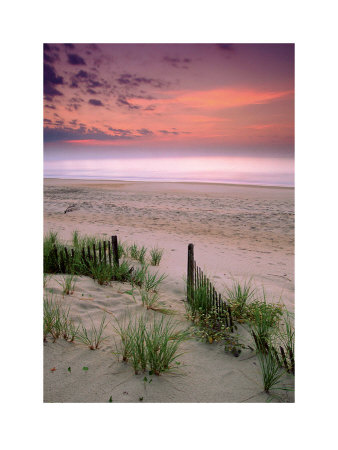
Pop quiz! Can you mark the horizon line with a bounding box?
[44,176,294,189]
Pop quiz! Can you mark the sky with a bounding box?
[43,43,294,185]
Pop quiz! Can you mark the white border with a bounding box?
[2,0,338,449]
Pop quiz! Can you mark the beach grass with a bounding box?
[185,283,213,319]
[55,274,77,295]
[143,269,167,292]
[150,247,164,266]
[113,314,187,375]
[43,294,77,343]
[256,349,286,393]
[224,279,256,320]
[75,314,108,350]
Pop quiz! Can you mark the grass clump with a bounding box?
[185,284,213,320]
[185,283,242,354]
[224,279,255,321]
[256,349,286,393]
[143,269,167,292]
[43,231,62,273]
[150,247,164,266]
[89,261,114,285]
[43,294,78,342]
[128,243,148,263]
[75,314,108,350]
[225,281,284,327]
[130,264,148,287]
[113,314,187,375]
[55,274,77,295]
[139,290,174,315]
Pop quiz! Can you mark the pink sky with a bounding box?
[44,44,294,184]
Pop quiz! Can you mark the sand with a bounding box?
[43,178,294,402]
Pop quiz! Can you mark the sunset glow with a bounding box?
[44,43,294,185]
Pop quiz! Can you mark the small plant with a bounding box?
[224,279,256,321]
[276,311,295,374]
[145,316,186,376]
[75,314,108,350]
[138,246,147,264]
[131,264,148,287]
[55,274,77,295]
[118,241,127,258]
[113,314,187,375]
[150,247,164,266]
[43,294,78,342]
[256,349,286,393]
[192,307,242,353]
[43,295,61,342]
[143,269,167,292]
[139,290,173,314]
[129,243,139,260]
[185,283,213,320]
[128,243,148,264]
[43,231,62,273]
[89,262,114,285]
[112,260,133,282]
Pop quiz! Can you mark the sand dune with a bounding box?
[44,179,294,402]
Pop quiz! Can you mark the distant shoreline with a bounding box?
[44,177,294,190]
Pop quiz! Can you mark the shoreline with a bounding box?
[44,177,294,190]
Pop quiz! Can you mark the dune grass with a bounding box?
[113,314,187,375]
[185,283,213,320]
[225,281,284,328]
[224,279,256,321]
[43,294,78,343]
[143,269,167,292]
[55,274,77,295]
[75,314,108,350]
[88,261,114,285]
[256,349,286,393]
[139,289,174,315]
[150,247,164,266]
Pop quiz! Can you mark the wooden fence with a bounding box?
[52,235,120,273]
[187,243,234,330]
[187,243,294,373]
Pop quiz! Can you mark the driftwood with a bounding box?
[64,204,77,214]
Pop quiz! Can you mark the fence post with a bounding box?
[112,235,119,267]
[187,243,194,302]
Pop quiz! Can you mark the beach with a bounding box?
[43,178,294,402]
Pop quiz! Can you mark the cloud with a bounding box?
[159,129,179,135]
[137,128,153,136]
[67,53,86,65]
[163,56,191,69]
[89,99,104,106]
[44,64,64,85]
[76,70,88,78]
[107,127,133,136]
[117,73,169,89]
[44,64,64,99]
[66,96,84,111]
[116,95,140,110]
[44,124,138,142]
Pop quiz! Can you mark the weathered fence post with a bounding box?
[111,235,119,267]
[187,243,194,302]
